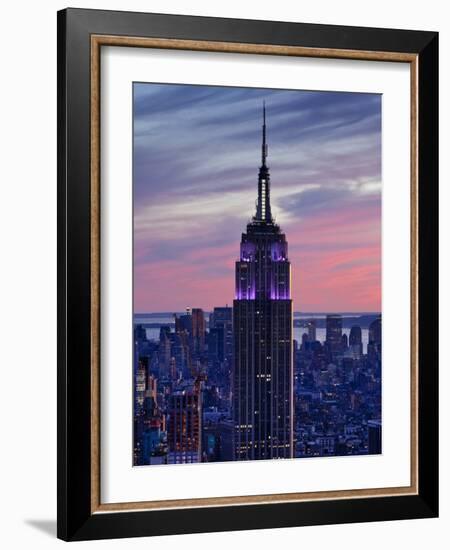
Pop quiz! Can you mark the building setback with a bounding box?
[232,104,294,460]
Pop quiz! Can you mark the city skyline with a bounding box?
[133,89,382,467]
[134,83,381,313]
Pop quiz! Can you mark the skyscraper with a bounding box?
[191,308,206,356]
[209,306,233,398]
[167,385,202,464]
[306,319,317,342]
[369,317,382,347]
[368,316,382,364]
[232,104,294,460]
[326,314,343,357]
[135,358,148,412]
[210,306,233,364]
[368,419,382,454]
[349,325,363,357]
[175,309,193,335]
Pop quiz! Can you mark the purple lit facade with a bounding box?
[232,105,294,460]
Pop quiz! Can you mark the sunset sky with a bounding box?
[133,83,381,313]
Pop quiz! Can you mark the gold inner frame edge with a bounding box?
[90,35,419,514]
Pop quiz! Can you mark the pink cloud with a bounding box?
[135,202,381,313]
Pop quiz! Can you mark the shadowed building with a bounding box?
[307,319,317,342]
[326,314,343,357]
[232,104,294,460]
[191,308,206,357]
[349,325,363,358]
[209,306,233,364]
[368,419,382,454]
[369,317,382,347]
[368,316,382,363]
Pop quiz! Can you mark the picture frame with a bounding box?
[57,7,438,541]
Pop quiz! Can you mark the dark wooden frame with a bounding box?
[57,7,438,541]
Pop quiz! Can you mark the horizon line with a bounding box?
[134,310,382,315]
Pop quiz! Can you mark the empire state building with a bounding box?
[232,104,294,460]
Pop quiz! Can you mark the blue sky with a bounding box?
[133,83,381,312]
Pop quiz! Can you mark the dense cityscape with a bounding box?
[133,105,382,467]
[133,310,381,466]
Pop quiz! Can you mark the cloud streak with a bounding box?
[134,83,381,313]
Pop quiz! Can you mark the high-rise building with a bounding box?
[368,316,382,363]
[174,330,191,377]
[210,306,233,363]
[307,319,317,342]
[349,325,362,345]
[134,324,149,415]
[175,310,193,335]
[349,325,363,357]
[232,104,293,461]
[141,420,168,465]
[369,317,382,347]
[368,419,382,454]
[301,332,309,349]
[169,357,178,381]
[158,326,172,378]
[192,308,206,356]
[167,386,202,463]
[326,314,343,356]
[135,357,148,412]
[207,327,222,362]
[134,324,147,343]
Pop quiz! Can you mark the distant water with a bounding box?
[134,312,376,320]
[135,313,370,354]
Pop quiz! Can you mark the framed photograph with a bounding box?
[57,8,438,541]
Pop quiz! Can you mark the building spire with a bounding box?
[254,102,272,223]
[262,101,268,166]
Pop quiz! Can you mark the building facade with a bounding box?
[232,105,294,460]
[167,386,202,464]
